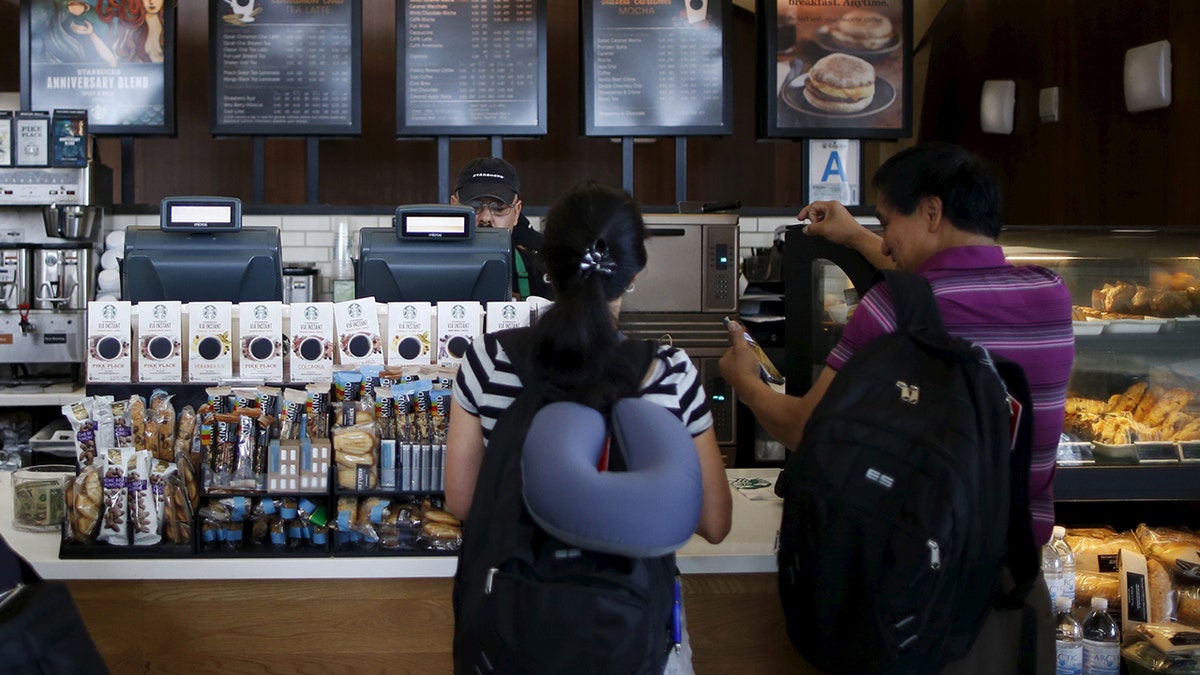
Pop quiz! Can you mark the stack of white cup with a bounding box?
[96,229,125,301]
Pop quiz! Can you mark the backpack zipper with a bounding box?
[927,539,941,570]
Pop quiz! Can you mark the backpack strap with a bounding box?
[514,250,531,300]
[879,269,948,337]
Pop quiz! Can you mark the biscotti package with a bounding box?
[386,301,433,366]
[436,301,483,367]
[186,301,233,383]
[238,301,284,382]
[333,297,384,367]
[136,300,182,383]
[0,111,12,167]
[485,301,530,333]
[87,300,132,383]
[289,302,335,383]
[15,111,50,167]
[51,108,88,167]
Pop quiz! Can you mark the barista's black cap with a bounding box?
[454,157,520,204]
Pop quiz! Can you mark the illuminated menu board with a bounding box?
[396,0,547,136]
[210,0,362,136]
[582,0,731,136]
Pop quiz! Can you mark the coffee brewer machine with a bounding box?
[0,162,111,385]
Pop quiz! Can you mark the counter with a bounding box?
[0,383,86,408]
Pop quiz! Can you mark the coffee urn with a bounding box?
[0,162,111,384]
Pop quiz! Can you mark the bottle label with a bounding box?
[1055,642,1081,675]
[1082,639,1119,675]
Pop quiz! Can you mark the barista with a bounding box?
[449,157,554,301]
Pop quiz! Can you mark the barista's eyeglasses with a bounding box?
[465,200,514,217]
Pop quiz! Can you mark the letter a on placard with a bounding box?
[821,151,847,182]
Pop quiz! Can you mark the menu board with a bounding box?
[20,0,176,135]
[210,0,361,136]
[582,0,732,137]
[396,0,547,136]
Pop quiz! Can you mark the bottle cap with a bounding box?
[1092,597,1107,610]
[1056,596,1072,612]
[1053,525,1066,539]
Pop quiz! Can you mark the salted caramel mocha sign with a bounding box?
[582,0,732,136]
[210,0,362,135]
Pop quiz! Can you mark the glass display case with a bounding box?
[782,225,1200,508]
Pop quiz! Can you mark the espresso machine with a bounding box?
[0,161,111,385]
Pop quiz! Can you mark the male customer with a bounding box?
[721,142,1074,673]
[450,156,553,300]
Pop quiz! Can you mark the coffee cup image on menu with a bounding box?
[190,333,231,361]
[439,334,474,360]
[340,332,382,359]
[391,333,431,360]
[241,335,282,361]
[140,335,180,361]
[89,335,129,361]
[292,335,333,362]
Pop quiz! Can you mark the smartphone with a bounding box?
[724,316,785,385]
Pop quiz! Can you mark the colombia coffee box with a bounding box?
[436,301,483,367]
[87,300,131,383]
[485,301,530,333]
[51,109,89,167]
[386,301,433,366]
[186,301,233,383]
[288,302,334,383]
[136,300,182,383]
[0,111,11,167]
[333,297,384,366]
[14,111,50,167]
[238,301,284,381]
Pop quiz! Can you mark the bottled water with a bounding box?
[1081,597,1120,675]
[1042,540,1064,606]
[1055,595,1082,675]
[1051,525,1077,607]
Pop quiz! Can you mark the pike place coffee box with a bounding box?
[136,301,182,383]
[486,301,530,333]
[51,109,89,168]
[0,111,12,167]
[289,302,335,383]
[387,301,433,366]
[87,300,132,383]
[186,301,233,382]
[239,301,284,381]
[15,111,50,167]
[333,297,384,366]
[436,301,483,367]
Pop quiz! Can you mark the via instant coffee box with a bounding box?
[136,301,182,383]
[436,301,483,367]
[387,301,433,366]
[86,300,131,383]
[186,302,233,383]
[289,302,334,383]
[333,297,384,366]
[239,301,284,381]
[486,301,530,333]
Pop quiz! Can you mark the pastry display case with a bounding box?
[783,225,1200,505]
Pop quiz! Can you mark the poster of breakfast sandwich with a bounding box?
[761,0,911,139]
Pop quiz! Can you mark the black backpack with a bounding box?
[775,271,1038,675]
[452,329,677,675]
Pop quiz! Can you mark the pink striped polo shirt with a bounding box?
[826,245,1075,545]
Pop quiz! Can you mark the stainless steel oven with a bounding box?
[619,213,740,465]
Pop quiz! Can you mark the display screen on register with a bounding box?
[403,214,469,238]
[396,204,475,240]
[171,205,232,227]
[159,197,243,232]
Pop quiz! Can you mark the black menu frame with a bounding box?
[395,0,548,137]
[209,0,362,136]
[582,0,733,137]
[759,0,912,140]
[20,0,177,136]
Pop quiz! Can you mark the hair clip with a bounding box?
[579,240,617,278]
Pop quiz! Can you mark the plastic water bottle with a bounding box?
[1055,595,1082,675]
[1081,597,1120,675]
[1042,540,1064,607]
[1051,525,1077,607]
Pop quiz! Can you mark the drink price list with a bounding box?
[211,0,361,135]
[397,0,546,136]
[583,0,730,136]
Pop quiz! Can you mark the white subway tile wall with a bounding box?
[105,213,877,302]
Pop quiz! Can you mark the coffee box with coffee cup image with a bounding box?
[436,301,483,367]
[186,301,233,382]
[238,301,284,381]
[289,302,335,383]
[86,300,132,383]
[334,297,385,367]
[136,300,182,383]
[485,301,530,333]
[386,301,433,366]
